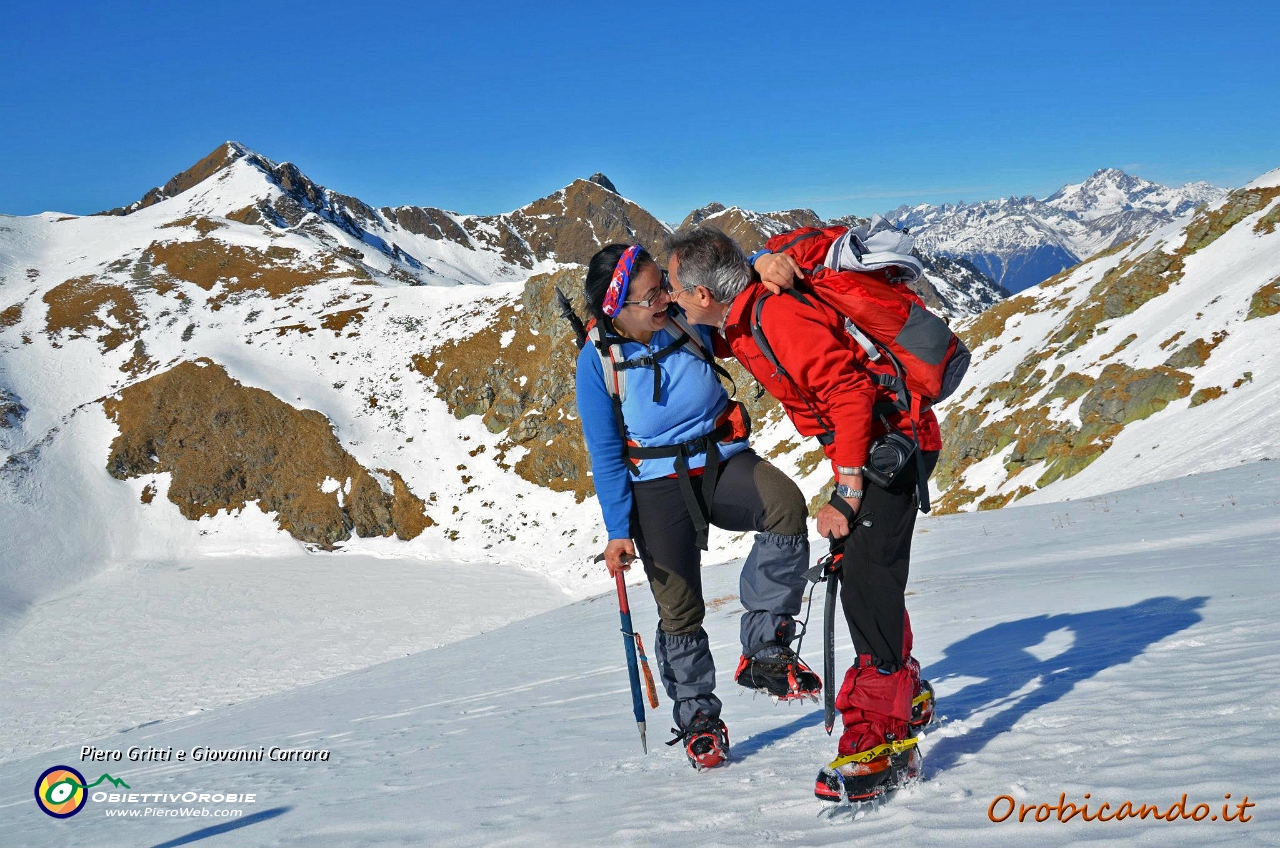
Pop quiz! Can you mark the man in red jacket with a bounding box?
[665,226,942,802]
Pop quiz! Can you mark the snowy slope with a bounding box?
[931,172,1280,513]
[1,461,1276,846]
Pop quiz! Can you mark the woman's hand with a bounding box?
[604,538,637,576]
[755,252,804,295]
[815,502,854,540]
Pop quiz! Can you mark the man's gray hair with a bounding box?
[666,227,752,303]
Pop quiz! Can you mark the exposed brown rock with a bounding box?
[1189,386,1226,407]
[319,306,368,334]
[103,359,431,547]
[676,206,823,254]
[145,238,370,307]
[934,362,1192,512]
[43,276,145,353]
[960,293,1037,349]
[1254,200,1280,235]
[160,215,226,236]
[507,179,674,266]
[1163,330,1228,369]
[381,206,471,246]
[0,302,22,330]
[1247,276,1280,320]
[417,266,592,499]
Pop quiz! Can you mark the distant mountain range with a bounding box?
[887,168,1226,292]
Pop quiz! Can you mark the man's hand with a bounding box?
[816,502,854,540]
[755,252,804,295]
[603,538,637,576]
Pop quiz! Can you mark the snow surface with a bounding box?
[1,462,1277,846]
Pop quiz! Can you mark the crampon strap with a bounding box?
[827,737,919,769]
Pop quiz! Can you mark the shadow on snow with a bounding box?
[922,595,1207,774]
[146,806,292,848]
[731,596,1206,772]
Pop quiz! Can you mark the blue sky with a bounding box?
[1,1,1276,223]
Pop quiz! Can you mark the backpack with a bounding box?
[751,222,971,512]
[760,220,970,416]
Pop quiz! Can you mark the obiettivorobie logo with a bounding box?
[34,765,129,818]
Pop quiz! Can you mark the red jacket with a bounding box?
[723,282,942,474]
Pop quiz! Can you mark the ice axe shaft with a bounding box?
[596,553,653,753]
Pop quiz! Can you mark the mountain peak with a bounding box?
[587,172,617,193]
[97,141,256,217]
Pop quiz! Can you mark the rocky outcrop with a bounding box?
[507,178,672,265]
[103,360,431,548]
[0,387,25,429]
[934,362,1193,512]
[416,267,592,499]
[1248,276,1280,320]
[380,206,471,246]
[676,205,823,253]
[145,238,371,307]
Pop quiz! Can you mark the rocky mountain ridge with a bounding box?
[887,168,1226,293]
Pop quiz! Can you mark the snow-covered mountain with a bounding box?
[887,169,1226,292]
[676,203,1008,321]
[930,169,1280,512]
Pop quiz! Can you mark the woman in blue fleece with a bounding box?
[575,243,818,769]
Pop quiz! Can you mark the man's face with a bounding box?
[667,255,722,326]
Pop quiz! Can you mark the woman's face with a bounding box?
[612,263,670,337]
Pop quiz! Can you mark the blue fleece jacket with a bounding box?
[575,322,749,540]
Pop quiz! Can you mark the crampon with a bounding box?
[814,737,922,804]
[734,647,821,703]
[667,714,730,770]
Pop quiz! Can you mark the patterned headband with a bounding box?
[602,245,643,318]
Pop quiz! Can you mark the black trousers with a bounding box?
[630,449,807,636]
[839,450,939,667]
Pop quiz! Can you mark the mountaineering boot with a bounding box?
[814,731,920,803]
[666,711,730,770]
[734,645,821,701]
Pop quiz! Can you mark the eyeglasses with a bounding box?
[661,270,694,301]
[622,273,672,309]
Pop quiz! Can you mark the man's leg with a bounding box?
[631,477,720,730]
[835,452,938,755]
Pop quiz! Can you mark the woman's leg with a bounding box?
[706,451,810,659]
[631,477,720,730]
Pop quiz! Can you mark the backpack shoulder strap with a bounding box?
[748,292,836,445]
[587,321,626,402]
[669,311,738,397]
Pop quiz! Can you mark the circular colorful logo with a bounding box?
[35,765,88,818]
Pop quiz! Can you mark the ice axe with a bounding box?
[804,513,873,735]
[595,552,659,753]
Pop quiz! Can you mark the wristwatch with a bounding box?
[835,465,864,476]
[834,483,864,499]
